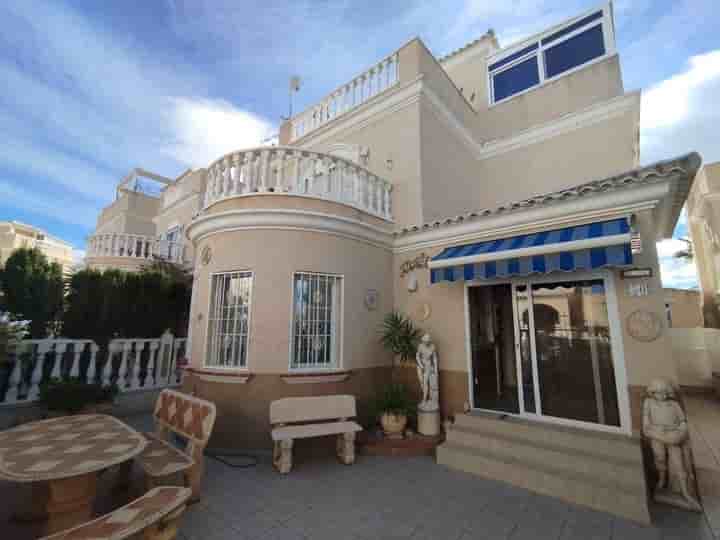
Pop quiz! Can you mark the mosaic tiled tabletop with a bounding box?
[0,414,147,482]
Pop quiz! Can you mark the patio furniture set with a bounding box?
[0,390,362,538]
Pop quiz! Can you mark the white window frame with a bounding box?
[487,2,616,106]
[204,270,254,370]
[289,271,344,371]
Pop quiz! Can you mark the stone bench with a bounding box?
[41,486,191,540]
[270,395,363,474]
[136,389,216,502]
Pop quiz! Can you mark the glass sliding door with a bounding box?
[467,275,623,430]
[529,279,620,426]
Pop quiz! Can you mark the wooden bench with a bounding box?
[270,395,362,474]
[41,486,191,540]
[136,389,216,502]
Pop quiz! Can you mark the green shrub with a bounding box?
[379,312,422,364]
[374,383,416,418]
[39,378,118,414]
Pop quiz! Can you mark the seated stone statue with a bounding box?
[642,378,701,511]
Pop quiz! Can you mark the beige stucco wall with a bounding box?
[478,56,625,141]
[189,225,394,374]
[95,191,160,236]
[687,163,720,302]
[0,221,74,273]
[665,288,702,328]
[420,104,638,222]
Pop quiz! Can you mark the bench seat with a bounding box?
[41,486,191,540]
[272,421,362,441]
[138,433,194,477]
[270,395,362,473]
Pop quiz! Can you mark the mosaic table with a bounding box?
[0,414,147,535]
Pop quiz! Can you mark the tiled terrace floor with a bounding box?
[0,410,714,540]
[4,401,720,540]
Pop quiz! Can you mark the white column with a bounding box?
[384,182,392,219]
[28,342,53,401]
[232,153,243,194]
[104,341,119,386]
[87,343,99,383]
[222,157,231,197]
[69,342,82,378]
[50,342,67,380]
[294,152,304,193]
[357,169,367,208]
[147,341,159,387]
[130,342,142,389]
[4,356,23,404]
[276,150,286,191]
[119,341,132,389]
[259,149,270,192]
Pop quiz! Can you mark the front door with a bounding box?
[468,276,624,429]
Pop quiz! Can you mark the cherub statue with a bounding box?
[416,333,439,412]
[642,378,701,511]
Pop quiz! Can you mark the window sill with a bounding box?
[186,367,252,384]
[280,371,351,384]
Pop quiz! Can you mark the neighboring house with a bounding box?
[86,3,701,521]
[85,168,204,272]
[0,221,75,276]
[687,161,720,325]
[664,287,702,328]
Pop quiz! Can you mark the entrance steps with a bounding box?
[436,412,651,523]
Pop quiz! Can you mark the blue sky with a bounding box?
[1,0,718,288]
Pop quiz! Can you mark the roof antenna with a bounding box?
[288,76,301,119]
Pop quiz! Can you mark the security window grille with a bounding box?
[488,7,611,104]
[291,272,342,370]
[206,271,252,368]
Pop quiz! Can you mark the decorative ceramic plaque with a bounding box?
[626,310,663,342]
[364,289,379,310]
[200,245,212,266]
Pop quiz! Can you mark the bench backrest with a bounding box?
[153,389,217,447]
[270,395,356,425]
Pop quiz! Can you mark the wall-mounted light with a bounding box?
[386,158,393,171]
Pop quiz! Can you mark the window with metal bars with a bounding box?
[290,272,343,370]
[206,271,253,368]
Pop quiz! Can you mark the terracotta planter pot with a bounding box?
[380,412,407,436]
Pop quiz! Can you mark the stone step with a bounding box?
[437,414,651,524]
[453,412,641,463]
[437,441,651,524]
[446,424,645,492]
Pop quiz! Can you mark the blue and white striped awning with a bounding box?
[429,218,632,284]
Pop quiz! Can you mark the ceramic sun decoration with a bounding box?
[642,378,701,511]
[415,333,441,435]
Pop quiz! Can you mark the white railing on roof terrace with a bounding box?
[290,52,399,141]
[86,233,186,264]
[203,146,393,221]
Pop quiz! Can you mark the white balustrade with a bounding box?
[203,146,393,221]
[86,233,186,264]
[2,334,185,406]
[291,52,399,141]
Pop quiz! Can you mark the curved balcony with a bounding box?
[86,233,186,265]
[203,146,393,221]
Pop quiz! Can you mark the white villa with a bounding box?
[85,3,701,523]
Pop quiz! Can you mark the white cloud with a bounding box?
[72,249,86,264]
[656,238,690,259]
[163,98,275,167]
[641,49,720,165]
[658,253,699,290]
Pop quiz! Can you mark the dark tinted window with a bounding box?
[544,25,605,79]
[492,57,540,102]
[541,11,603,45]
[488,42,538,72]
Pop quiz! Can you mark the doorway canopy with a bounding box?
[429,218,632,284]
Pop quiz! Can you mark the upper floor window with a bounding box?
[290,272,343,370]
[206,271,253,369]
[488,6,613,104]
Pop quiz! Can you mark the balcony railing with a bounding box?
[290,52,399,141]
[203,146,393,221]
[0,332,186,406]
[86,233,186,264]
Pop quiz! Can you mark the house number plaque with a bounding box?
[626,310,663,342]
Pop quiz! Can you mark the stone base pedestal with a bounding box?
[418,409,440,436]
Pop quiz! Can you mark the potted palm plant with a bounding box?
[378,312,422,436]
[374,383,415,437]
